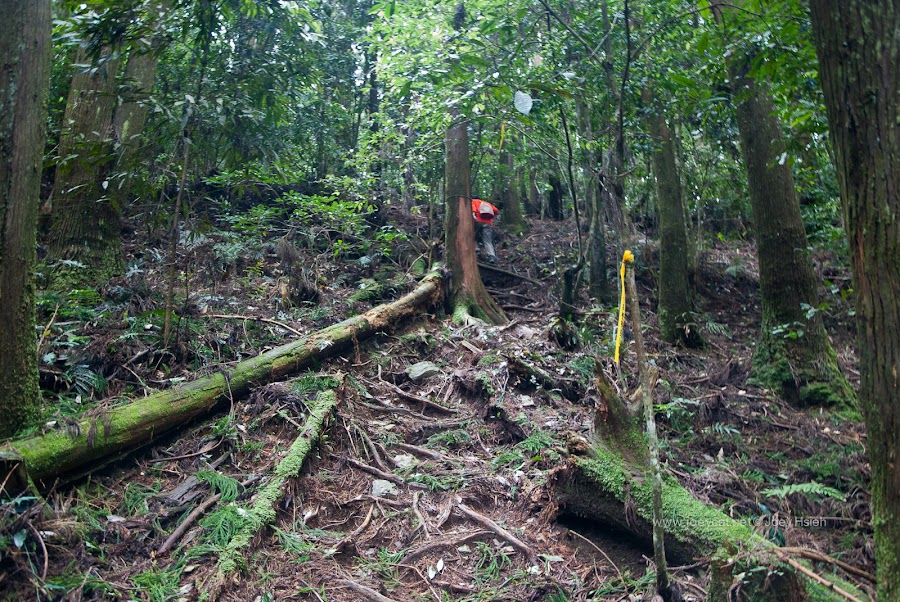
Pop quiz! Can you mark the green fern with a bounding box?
[196,470,240,503]
[763,481,846,502]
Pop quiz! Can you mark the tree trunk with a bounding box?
[577,100,610,302]
[444,117,506,325]
[47,46,123,288]
[527,168,539,215]
[0,0,52,438]
[599,0,629,250]
[548,173,565,221]
[728,59,854,408]
[644,88,699,346]
[111,38,162,205]
[2,272,444,489]
[810,3,900,598]
[501,150,526,235]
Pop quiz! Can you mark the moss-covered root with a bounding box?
[553,453,865,601]
[752,327,857,409]
[211,387,339,592]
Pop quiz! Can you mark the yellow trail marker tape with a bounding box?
[614,249,635,364]
[499,121,506,152]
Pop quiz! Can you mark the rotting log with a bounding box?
[553,454,864,601]
[2,271,444,489]
[210,387,339,593]
[553,361,865,601]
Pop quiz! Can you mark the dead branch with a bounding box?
[778,546,875,583]
[477,262,542,285]
[346,458,427,490]
[774,552,865,602]
[338,579,400,602]
[379,378,457,415]
[455,502,539,565]
[206,313,304,337]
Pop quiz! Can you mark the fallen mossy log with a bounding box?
[3,271,444,489]
[555,364,866,601]
[210,387,339,594]
[553,452,865,601]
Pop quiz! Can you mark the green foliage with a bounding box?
[196,470,240,503]
[655,397,700,431]
[291,372,341,396]
[763,481,847,502]
[131,564,184,602]
[427,428,472,449]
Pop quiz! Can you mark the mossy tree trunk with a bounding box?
[726,52,854,407]
[810,2,900,598]
[47,45,123,288]
[643,88,700,347]
[501,149,526,235]
[444,116,507,325]
[0,0,52,438]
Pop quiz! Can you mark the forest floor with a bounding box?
[1,209,875,601]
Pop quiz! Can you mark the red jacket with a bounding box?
[472,198,499,225]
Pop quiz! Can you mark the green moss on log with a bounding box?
[215,388,337,577]
[556,454,865,601]
[5,271,442,488]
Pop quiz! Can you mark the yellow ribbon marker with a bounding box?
[614,249,635,364]
[498,120,506,152]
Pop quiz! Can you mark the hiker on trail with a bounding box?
[472,198,499,264]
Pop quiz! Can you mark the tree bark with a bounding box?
[548,172,565,221]
[724,43,854,407]
[0,0,52,437]
[576,100,610,302]
[444,117,506,325]
[643,88,699,346]
[1,272,444,489]
[47,46,123,288]
[501,150,526,235]
[111,23,164,207]
[810,2,900,598]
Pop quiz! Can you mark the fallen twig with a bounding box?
[403,530,491,564]
[346,458,427,490]
[778,546,875,584]
[148,438,222,464]
[379,379,456,415]
[455,503,538,565]
[338,579,400,602]
[158,473,258,555]
[353,424,388,472]
[390,442,448,462]
[502,305,545,313]
[477,262,541,285]
[412,491,430,537]
[774,552,865,602]
[569,529,624,583]
[206,313,303,337]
